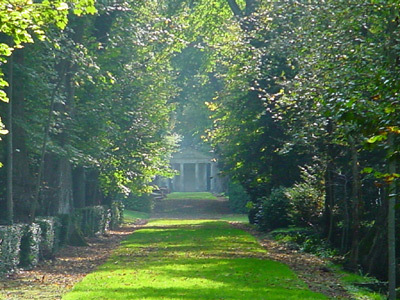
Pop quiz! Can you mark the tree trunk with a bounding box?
[387,133,396,300]
[73,166,86,208]
[323,120,335,243]
[348,135,362,271]
[6,50,14,225]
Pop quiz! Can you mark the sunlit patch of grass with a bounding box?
[219,214,249,223]
[63,220,327,300]
[166,192,218,200]
[124,210,149,223]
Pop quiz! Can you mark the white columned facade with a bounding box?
[170,149,220,192]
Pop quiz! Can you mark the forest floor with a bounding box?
[0,193,359,299]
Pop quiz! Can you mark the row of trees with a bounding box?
[196,0,399,296]
[0,1,181,224]
[132,0,399,296]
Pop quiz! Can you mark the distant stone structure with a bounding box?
[167,148,222,192]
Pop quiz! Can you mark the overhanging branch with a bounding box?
[227,0,243,17]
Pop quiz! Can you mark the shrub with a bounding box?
[227,181,250,213]
[19,223,42,269]
[36,217,61,259]
[79,206,108,236]
[285,165,325,227]
[0,224,23,274]
[123,193,153,213]
[270,228,338,258]
[255,187,292,231]
[110,201,124,229]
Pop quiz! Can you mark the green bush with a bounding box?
[255,187,292,231]
[0,224,23,274]
[270,228,338,258]
[19,223,42,269]
[123,193,153,213]
[285,182,324,227]
[111,201,124,229]
[227,181,250,213]
[78,206,108,237]
[36,217,61,259]
[285,165,325,227]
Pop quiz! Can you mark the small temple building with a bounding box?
[167,148,223,192]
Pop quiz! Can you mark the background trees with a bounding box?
[0,0,180,222]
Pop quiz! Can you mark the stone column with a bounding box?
[172,164,177,191]
[195,163,199,191]
[180,163,185,192]
[210,163,215,192]
[203,163,208,191]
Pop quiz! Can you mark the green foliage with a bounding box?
[62,220,327,299]
[123,193,154,213]
[78,206,109,237]
[285,165,325,227]
[0,0,97,133]
[35,217,60,259]
[227,180,250,213]
[19,223,41,269]
[255,187,292,231]
[0,224,23,274]
[110,201,124,229]
[270,228,338,258]
[332,265,386,300]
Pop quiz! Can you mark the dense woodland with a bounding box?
[0,0,399,296]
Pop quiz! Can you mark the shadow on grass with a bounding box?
[64,258,327,300]
[62,221,328,300]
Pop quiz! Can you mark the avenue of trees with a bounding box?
[0,0,399,296]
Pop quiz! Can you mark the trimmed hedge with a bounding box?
[111,201,124,229]
[0,203,124,276]
[79,206,108,237]
[36,217,61,259]
[123,193,153,213]
[19,223,41,269]
[0,224,23,274]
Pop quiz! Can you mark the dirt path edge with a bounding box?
[229,222,352,300]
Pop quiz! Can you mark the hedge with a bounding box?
[0,203,124,276]
[36,217,61,259]
[19,223,42,269]
[0,224,24,274]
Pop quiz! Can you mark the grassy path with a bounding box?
[62,219,327,300]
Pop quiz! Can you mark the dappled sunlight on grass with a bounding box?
[62,220,327,300]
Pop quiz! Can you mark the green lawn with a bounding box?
[124,210,150,223]
[166,192,218,200]
[62,220,327,300]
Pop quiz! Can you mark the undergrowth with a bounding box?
[270,227,338,258]
[270,227,388,300]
